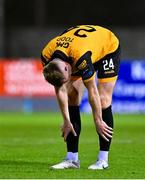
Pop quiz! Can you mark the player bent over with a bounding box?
[41,25,121,170]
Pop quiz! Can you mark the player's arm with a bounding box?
[75,52,113,141]
[55,85,77,141]
[84,78,113,141]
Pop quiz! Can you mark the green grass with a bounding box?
[0,112,145,179]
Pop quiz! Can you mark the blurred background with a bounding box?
[0,0,145,113]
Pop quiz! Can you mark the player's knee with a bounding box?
[100,94,112,109]
[68,81,84,105]
[98,81,115,108]
[68,89,80,105]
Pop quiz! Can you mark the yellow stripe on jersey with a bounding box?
[98,76,118,83]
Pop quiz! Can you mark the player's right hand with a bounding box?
[61,121,77,141]
[95,120,113,142]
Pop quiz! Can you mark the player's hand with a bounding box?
[61,121,77,141]
[95,120,113,142]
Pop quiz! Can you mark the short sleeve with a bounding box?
[75,51,95,81]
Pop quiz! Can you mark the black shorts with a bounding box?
[94,45,121,83]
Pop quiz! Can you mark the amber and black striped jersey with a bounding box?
[41,25,120,82]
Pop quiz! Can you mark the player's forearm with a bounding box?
[55,86,70,123]
[84,79,102,123]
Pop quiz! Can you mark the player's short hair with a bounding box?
[43,62,65,87]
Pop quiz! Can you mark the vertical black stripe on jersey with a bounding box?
[75,51,95,81]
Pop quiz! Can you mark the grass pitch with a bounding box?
[0,112,145,179]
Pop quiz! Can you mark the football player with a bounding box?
[41,25,121,169]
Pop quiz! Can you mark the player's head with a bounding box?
[43,58,71,87]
